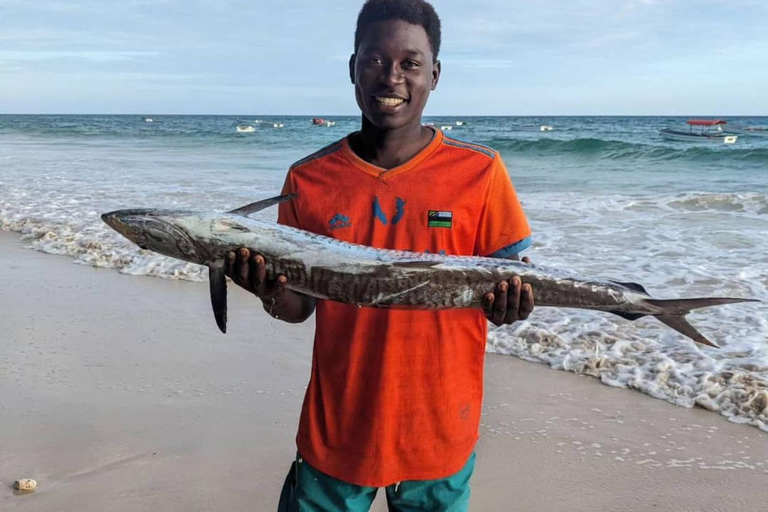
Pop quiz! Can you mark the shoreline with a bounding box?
[2,230,767,512]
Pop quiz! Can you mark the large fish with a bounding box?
[102,194,757,347]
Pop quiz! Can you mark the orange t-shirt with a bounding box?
[277,128,531,486]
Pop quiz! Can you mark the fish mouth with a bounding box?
[101,210,135,240]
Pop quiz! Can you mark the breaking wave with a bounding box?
[486,137,768,163]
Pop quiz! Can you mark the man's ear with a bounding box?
[349,54,356,84]
[431,60,441,91]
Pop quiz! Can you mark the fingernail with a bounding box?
[255,255,264,265]
[499,283,508,291]
[239,248,249,257]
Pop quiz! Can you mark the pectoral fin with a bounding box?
[228,193,297,217]
[209,262,227,333]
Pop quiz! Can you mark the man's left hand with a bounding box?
[482,256,535,326]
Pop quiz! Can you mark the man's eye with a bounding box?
[403,60,420,69]
[369,58,383,65]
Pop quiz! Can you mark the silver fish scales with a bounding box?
[102,194,758,347]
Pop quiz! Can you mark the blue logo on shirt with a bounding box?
[372,196,406,226]
[328,213,352,230]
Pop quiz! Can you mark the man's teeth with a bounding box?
[376,97,405,106]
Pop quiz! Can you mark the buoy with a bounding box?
[13,479,37,493]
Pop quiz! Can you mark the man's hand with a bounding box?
[225,247,287,300]
[224,247,315,323]
[482,256,535,326]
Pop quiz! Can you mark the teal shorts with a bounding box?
[277,452,476,512]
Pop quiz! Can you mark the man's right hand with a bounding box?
[224,247,315,323]
[224,247,287,299]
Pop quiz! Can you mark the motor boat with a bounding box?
[660,119,737,144]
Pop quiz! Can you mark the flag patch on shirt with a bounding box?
[428,210,453,228]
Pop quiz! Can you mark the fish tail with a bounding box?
[645,297,760,348]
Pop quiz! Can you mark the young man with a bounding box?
[225,1,534,510]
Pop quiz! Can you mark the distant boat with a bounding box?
[724,125,768,137]
[272,123,284,128]
[660,119,737,144]
[440,125,453,131]
[510,124,555,132]
[236,124,256,133]
[312,118,335,127]
[143,117,154,123]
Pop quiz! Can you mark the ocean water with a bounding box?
[2,114,767,428]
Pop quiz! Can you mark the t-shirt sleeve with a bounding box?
[474,154,532,258]
[277,170,301,229]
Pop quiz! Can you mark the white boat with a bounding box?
[509,124,555,132]
[660,119,737,144]
[236,124,256,133]
[440,125,453,131]
[143,117,154,123]
[273,123,284,128]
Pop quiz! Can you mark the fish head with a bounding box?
[101,209,203,264]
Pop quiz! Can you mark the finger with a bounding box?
[482,292,495,318]
[522,256,531,264]
[492,282,508,325]
[225,251,236,278]
[255,254,268,296]
[503,277,522,324]
[519,283,534,320]
[248,254,261,292]
[237,248,250,285]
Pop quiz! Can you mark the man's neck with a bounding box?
[350,119,435,170]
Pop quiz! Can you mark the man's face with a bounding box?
[350,19,440,131]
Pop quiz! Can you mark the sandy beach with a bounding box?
[1,230,766,512]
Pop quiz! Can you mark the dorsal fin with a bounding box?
[611,281,649,295]
[228,193,297,216]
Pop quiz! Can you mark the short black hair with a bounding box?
[354,0,442,61]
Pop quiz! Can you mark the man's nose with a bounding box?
[382,62,404,86]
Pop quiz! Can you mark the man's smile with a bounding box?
[374,96,407,107]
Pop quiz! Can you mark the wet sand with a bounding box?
[1,230,766,512]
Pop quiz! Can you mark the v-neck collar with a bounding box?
[340,127,443,181]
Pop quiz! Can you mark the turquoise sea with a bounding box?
[1,115,767,429]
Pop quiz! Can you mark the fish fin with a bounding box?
[611,281,649,295]
[228,193,297,216]
[655,316,718,348]
[209,263,227,333]
[645,297,760,315]
[608,311,646,321]
[391,260,440,268]
[644,297,759,348]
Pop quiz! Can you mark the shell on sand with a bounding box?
[13,479,37,492]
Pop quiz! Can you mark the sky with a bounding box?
[1,0,766,115]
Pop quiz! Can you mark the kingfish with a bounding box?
[102,194,758,347]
